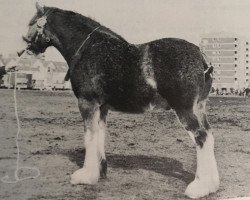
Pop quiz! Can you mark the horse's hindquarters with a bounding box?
[146,38,207,110]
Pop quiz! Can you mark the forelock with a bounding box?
[28,7,53,26]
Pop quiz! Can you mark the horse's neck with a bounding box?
[48,12,129,67]
[51,29,88,65]
[49,17,96,65]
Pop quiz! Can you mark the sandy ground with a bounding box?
[0,89,249,200]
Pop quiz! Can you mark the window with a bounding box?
[247,54,249,57]
[235,44,238,47]
[235,58,238,61]
[235,38,238,41]
[247,42,249,45]
[235,51,237,54]
[247,67,249,70]
[235,78,237,81]
[48,67,50,72]
[247,73,249,76]
[247,48,249,51]
[247,61,249,63]
[247,79,249,82]
[235,64,237,67]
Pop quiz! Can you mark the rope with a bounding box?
[1,52,40,184]
[74,26,100,56]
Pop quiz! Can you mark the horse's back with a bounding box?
[140,38,209,110]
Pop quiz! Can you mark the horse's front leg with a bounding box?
[70,98,107,185]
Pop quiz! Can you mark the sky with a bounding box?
[1,0,250,61]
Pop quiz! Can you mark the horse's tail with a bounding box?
[201,52,213,82]
[200,52,213,100]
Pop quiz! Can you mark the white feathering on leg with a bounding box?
[98,121,106,160]
[71,109,101,185]
[185,132,219,199]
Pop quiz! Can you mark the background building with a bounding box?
[0,54,6,86]
[2,55,71,90]
[200,33,250,93]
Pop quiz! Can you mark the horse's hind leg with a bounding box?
[70,98,107,185]
[99,105,108,179]
[194,100,211,131]
[175,101,219,199]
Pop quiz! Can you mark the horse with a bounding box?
[20,3,219,199]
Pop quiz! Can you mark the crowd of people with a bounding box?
[211,87,250,97]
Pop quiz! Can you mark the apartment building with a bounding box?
[200,33,250,92]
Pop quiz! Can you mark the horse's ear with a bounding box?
[35,2,44,15]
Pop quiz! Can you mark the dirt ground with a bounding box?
[0,89,249,200]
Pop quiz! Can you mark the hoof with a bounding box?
[70,167,99,185]
[185,177,219,199]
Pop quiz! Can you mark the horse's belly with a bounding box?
[107,85,156,113]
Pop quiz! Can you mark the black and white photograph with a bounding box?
[0,0,249,199]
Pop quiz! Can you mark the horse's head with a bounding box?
[21,3,54,56]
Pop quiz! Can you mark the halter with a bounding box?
[24,9,53,51]
[34,16,50,43]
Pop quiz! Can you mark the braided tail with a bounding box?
[201,52,213,81]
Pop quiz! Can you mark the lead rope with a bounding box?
[1,51,40,184]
